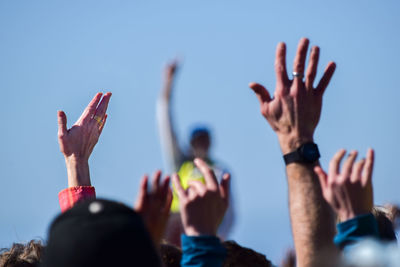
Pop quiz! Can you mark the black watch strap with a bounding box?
[283,142,320,165]
[284,151,304,165]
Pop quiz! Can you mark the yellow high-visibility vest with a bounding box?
[170,161,206,213]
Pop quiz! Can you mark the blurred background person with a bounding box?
[156,60,234,245]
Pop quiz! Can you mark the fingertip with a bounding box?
[193,158,203,166]
[327,61,337,70]
[248,82,257,89]
[277,42,286,50]
[301,37,310,44]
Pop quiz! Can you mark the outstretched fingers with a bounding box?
[275,42,289,87]
[79,93,103,124]
[57,110,68,137]
[305,46,320,90]
[292,38,310,87]
[172,174,187,201]
[341,151,358,182]
[94,92,112,120]
[194,158,218,191]
[316,62,336,95]
[219,173,231,202]
[151,170,162,193]
[249,82,272,106]
[135,175,149,211]
[329,149,346,181]
[362,148,375,186]
[351,159,366,183]
[98,114,108,135]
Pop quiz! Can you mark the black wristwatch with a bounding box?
[283,142,320,165]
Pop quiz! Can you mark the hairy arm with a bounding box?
[250,38,337,267]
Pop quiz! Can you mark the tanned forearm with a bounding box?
[280,136,336,267]
[286,162,336,267]
[65,157,91,187]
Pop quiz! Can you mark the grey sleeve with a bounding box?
[156,97,184,173]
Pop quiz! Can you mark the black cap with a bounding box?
[41,199,161,267]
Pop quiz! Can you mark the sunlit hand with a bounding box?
[57,92,111,186]
[173,158,230,236]
[135,171,172,245]
[249,38,336,154]
[314,149,374,222]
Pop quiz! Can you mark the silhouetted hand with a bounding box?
[173,158,230,236]
[57,92,111,186]
[314,149,374,221]
[135,171,172,245]
[249,38,336,154]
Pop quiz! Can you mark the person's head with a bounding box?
[0,240,43,267]
[222,240,273,267]
[189,126,211,159]
[372,206,397,242]
[42,199,161,267]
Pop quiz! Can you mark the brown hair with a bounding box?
[0,240,44,267]
[372,206,397,242]
[223,240,273,267]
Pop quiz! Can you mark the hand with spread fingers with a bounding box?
[249,38,336,154]
[172,158,230,236]
[135,171,173,245]
[314,149,375,222]
[249,38,337,266]
[57,92,111,187]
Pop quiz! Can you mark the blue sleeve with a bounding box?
[334,213,379,249]
[181,235,226,267]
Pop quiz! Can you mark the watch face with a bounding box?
[301,143,320,162]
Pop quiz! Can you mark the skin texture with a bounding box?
[314,149,374,222]
[249,38,336,267]
[135,171,173,245]
[57,92,111,187]
[172,158,230,236]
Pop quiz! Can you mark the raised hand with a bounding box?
[315,149,375,222]
[172,158,230,236]
[249,38,337,266]
[249,38,336,154]
[162,60,179,100]
[135,171,172,245]
[57,92,111,187]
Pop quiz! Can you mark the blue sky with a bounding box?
[1,0,399,263]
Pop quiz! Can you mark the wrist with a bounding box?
[278,134,314,155]
[65,157,91,187]
[184,226,216,237]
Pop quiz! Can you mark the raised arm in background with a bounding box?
[314,149,379,249]
[249,38,337,267]
[157,61,185,172]
[57,92,111,211]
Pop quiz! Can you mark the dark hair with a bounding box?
[223,240,273,267]
[372,206,397,242]
[190,126,210,141]
[0,240,43,267]
[160,243,182,267]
